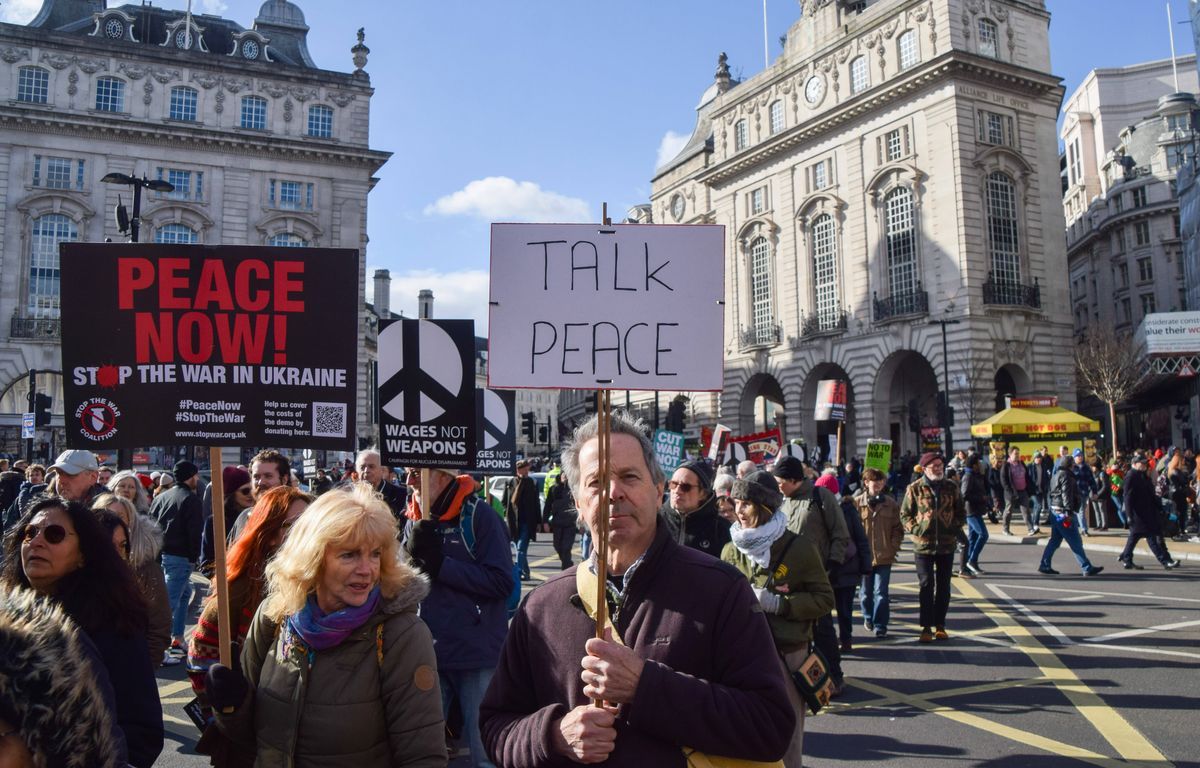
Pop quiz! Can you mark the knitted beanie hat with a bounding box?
[730,470,783,511]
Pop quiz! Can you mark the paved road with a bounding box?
[805,533,1197,768]
[155,527,1196,767]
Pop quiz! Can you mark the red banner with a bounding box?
[727,428,783,465]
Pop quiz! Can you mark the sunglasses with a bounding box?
[236,486,253,495]
[22,523,76,545]
[668,480,698,493]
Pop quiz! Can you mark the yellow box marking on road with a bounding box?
[158,680,192,698]
[850,678,1121,766]
[834,674,1053,713]
[953,578,1170,765]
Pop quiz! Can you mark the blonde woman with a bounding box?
[92,492,172,667]
[109,470,151,514]
[208,483,445,767]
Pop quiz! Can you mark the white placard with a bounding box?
[488,223,724,390]
[1135,311,1200,355]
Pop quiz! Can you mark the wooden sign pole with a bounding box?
[420,469,432,520]
[593,204,614,707]
[208,446,232,667]
[835,421,844,469]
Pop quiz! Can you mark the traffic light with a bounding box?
[538,425,549,443]
[935,392,956,428]
[34,393,51,427]
[521,411,535,440]
[907,398,920,432]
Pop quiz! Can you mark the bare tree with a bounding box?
[952,350,993,427]
[1073,326,1149,456]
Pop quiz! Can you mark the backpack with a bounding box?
[454,498,523,619]
[1155,472,1169,499]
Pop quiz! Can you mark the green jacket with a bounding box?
[721,530,834,653]
[899,475,966,556]
[779,479,849,565]
[217,567,446,768]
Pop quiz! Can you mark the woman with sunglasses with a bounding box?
[187,485,310,768]
[108,469,151,514]
[92,492,174,668]
[200,467,254,579]
[1,496,164,768]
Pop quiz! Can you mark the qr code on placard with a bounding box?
[312,402,346,438]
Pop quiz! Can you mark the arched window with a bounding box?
[268,232,308,247]
[850,56,869,94]
[986,172,1020,284]
[95,76,125,112]
[29,214,77,317]
[898,30,919,70]
[17,67,49,103]
[885,187,917,297]
[154,223,198,244]
[750,236,773,341]
[169,86,198,121]
[812,215,839,327]
[241,96,267,130]
[307,105,333,138]
[769,101,784,135]
[978,19,999,59]
[735,119,749,151]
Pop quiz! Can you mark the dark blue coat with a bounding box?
[404,493,514,671]
[87,628,164,768]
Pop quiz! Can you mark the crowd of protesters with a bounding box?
[0,427,1191,768]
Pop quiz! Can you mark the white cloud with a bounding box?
[198,0,229,13]
[0,0,41,24]
[423,177,590,223]
[370,267,492,334]
[656,130,690,169]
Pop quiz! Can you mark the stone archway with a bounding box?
[994,363,1031,411]
[800,363,855,465]
[873,349,939,458]
[739,372,786,435]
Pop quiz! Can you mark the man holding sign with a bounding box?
[480,412,792,766]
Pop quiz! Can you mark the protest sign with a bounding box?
[781,442,807,463]
[727,428,782,465]
[921,427,943,454]
[814,379,847,421]
[487,223,724,391]
[653,429,685,474]
[864,439,893,475]
[473,388,516,474]
[707,424,731,462]
[378,319,477,469]
[60,243,357,450]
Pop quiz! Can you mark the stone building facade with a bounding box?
[649,0,1072,459]
[0,0,389,457]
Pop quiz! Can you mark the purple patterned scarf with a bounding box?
[285,586,381,651]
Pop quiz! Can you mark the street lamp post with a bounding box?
[100,173,173,470]
[100,173,174,243]
[929,317,961,455]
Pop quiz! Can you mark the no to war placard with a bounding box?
[487,223,724,391]
[60,244,358,450]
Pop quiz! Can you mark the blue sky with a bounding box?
[3,0,1196,330]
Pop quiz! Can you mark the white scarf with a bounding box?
[729,510,788,569]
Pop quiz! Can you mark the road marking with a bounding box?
[849,677,1115,765]
[988,584,1072,644]
[1061,594,1103,602]
[985,582,1200,604]
[1085,618,1200,644]
[954,578,1169,764]
[1085,643,1200,660]
[158,680,192,697]
[835,675,1053,713]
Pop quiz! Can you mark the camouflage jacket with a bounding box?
[899,475,966,556]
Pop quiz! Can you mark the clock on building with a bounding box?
[804,74,826,105]
[104,18,124,39]
[671,194,685,221]
[242,40,260,60]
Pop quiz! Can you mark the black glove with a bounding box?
[405,519,444,580]
[206,662,248,712]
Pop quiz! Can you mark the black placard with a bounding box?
[472,388,516,473]
[60,243,358,450]
[378,318,477,469]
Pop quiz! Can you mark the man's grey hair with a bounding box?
[736,459,757,478]
[562,410,665,492]
[356,448,382,467]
